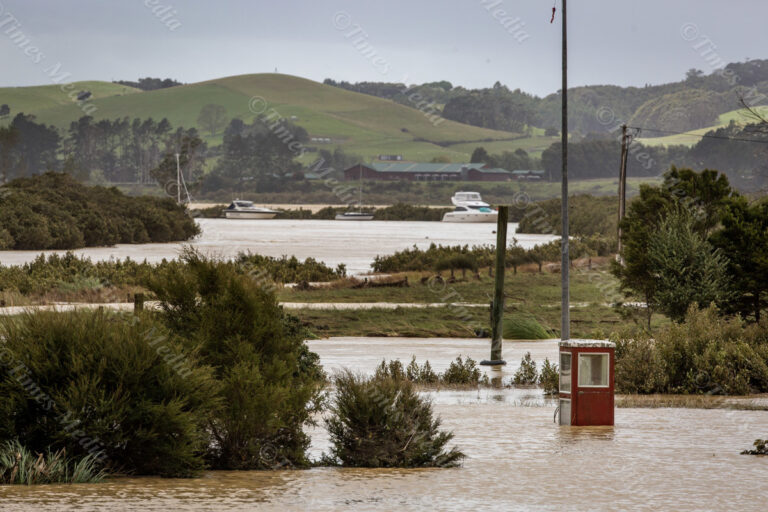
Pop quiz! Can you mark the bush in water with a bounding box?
[513,352,538,385]
[741,438,768,455]
[324,370,465,468]
[614,305,768,395]
[0,310,220,477]
[146,249,324,470]
[441,356,487,386]
[539,358,559,395]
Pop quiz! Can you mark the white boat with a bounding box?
[441,191,498,223]
[223,200,278,219]
[335,212,375,221]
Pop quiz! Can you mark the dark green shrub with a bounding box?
[0,440,107,484]
[372,203,451,221]
[539,358,559,395]
[513,352,538,385]
[235,252,346,283]
[190,205,225,218]
[375,359,406,381]
[0,173,199,250]
[405,357,439,384]
[0,310,220,477]
[614,337,666,393]
[614,305,768,394]
[741,438,767,455]
[146,250,324,470]
[441,356,485,386]
[324,370,464,468]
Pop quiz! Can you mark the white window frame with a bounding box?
[559,352,572,393]
[577,352,610,388]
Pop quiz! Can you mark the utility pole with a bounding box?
[617,124,629,259]
[482,205,508,366]
[560,0,570,341]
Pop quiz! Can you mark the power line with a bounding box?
[630,126,768,145]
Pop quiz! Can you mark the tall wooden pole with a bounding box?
[560,0,570,341]
[483,205,508,365]
[617,124,628,259]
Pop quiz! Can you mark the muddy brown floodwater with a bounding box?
[0,219,558,275]
[1,338,765,511]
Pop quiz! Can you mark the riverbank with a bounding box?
[0,265,662,339]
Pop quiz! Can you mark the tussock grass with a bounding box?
[0,441,107,485]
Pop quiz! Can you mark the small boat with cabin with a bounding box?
[441,191,498,223]
[223,200,278,219]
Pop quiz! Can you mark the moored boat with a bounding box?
[223,200,278,219]
[442,191,498,223]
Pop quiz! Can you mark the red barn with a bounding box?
[343,162,513,182]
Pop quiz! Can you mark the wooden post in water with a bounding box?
[482,205,508,366]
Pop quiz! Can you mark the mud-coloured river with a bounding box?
[1,338,765,511]
[0,219,558,275]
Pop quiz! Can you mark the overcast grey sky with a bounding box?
[0,0,764,96]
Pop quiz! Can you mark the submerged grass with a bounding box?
[0,441,107,485]
[294,303,632,339]
[615,394,768,410]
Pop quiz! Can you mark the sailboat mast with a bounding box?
[358,167,363,213]
[175,152,181,204]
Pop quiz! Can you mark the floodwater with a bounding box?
[2,338,765,511]
[0,219,558,275]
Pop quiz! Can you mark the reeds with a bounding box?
[0,441,107,485]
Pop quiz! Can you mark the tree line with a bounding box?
[0,113,205,186]
[614,167,768,324]
[325,59,768,136]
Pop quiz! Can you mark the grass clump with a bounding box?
[0,441,107,484]
[324,370,465,468]
[503,314,552,340]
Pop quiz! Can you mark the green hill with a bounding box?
[0,74,519,162]
[637,106,768,147]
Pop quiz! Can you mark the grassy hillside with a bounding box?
[0,81,140,120]
[637,106,768,147]
[0,74,519,162]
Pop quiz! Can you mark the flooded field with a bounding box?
[0,219,558,275]
[1,338,765,511]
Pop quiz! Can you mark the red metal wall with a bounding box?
[560,346,615,426]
